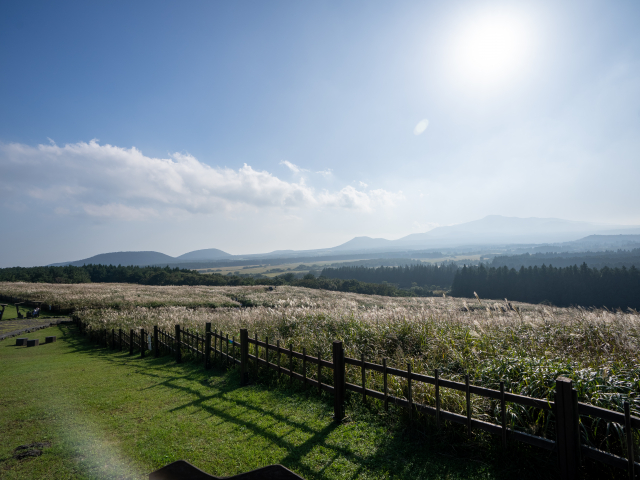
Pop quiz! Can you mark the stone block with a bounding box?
[45,336,57,343]
[16,338,28,346]
[26,339,39,347]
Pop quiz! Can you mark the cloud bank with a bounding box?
[0,140,402,220]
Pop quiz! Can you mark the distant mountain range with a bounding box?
[49,215,640,268]
[50,248,231,267]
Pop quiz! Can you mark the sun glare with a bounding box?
[450,12,532,88]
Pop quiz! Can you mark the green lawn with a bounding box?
[0,325,556,480]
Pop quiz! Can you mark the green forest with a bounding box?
[490,248,640,270]
[320,263,458,290]
[450,263,640,309]
[0,264,421,298]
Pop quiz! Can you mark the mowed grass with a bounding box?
[1,326,553,480]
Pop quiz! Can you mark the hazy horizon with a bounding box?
[2,1,640,267]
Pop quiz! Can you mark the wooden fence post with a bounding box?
[407,363,412,420]
[435,369,440,428]
[205,323,212,369]
[175,325,182,363]
[332,341,344,423]
[556,376,579,480]
[154,326,158,358]
[500,381,507,449]
[625,402,635,480]
[383,358,388,411]
[303,348,307,385]
[129,329,134,356]
[140,328,145,358]
[240,329,248,385]
[465,374,471,437]
[254,333,259,375]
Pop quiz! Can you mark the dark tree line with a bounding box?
[450,263,640,310]
[0,264,419,298]
[320,263,458,289]
[491,248,640,270]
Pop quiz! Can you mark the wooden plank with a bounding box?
[386,366,410,379]
[578,403,640,429]
[440,410,467,426]
[438,378,466,393]
[504,392,554,411]
[470,418,502,436]
[345,382,384,402]
[344,357,360,366]
[263,344,332,368]
[581,445,640,471]
[409,371,436,386]
[469,384,501,401]
[510,430,556,451]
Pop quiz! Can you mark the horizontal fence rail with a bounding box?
[74,319,638,480]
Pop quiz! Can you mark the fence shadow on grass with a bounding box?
[134,366,504,480]
[59,325,560,480]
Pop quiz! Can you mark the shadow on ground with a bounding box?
[59,325,560,480]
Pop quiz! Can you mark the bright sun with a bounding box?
[450,12,531,87]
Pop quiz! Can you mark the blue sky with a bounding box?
[1,0,640,267]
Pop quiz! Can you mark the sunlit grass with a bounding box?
[0,324,544,480]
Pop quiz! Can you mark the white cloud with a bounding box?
[280,160,303,173]
[413,119,429,135]
[282,160,333,179]
[0,140,403,220]
[359,181,368,188]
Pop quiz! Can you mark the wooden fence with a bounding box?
[76,319,639,480]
